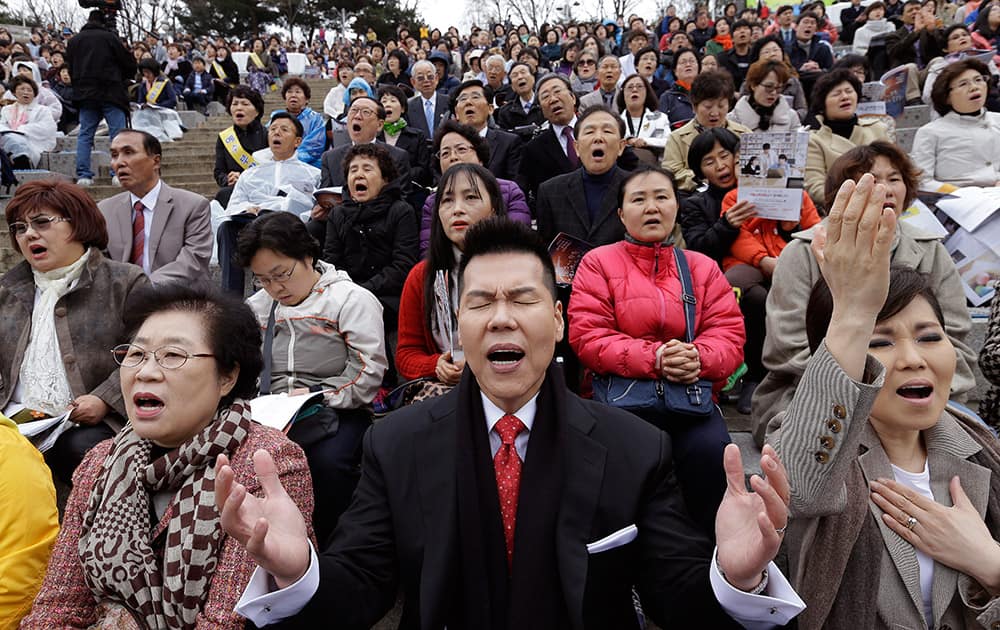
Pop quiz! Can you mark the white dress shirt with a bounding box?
[129,179,162,275]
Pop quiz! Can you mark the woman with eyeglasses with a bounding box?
[571,50,599,95]
[912,59,1000,191]
[728,59,802,133]
[617,74,671,164]
[0,180,148,486]
[21,282,314,629]
[922,24,1000,107]
[658,47,699,129]
[236,211,386,544]
[418,120,531,256]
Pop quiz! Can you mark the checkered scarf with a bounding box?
[78,399,253,629]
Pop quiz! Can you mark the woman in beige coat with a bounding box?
[767,174,1000,629]
[803,69,891,210]
[751,142,977,447]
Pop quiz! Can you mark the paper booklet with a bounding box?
[549,232,594,286]
[735,131,809,221]
[250,391,325,431]
[433,270,462,362]
[14,409,75,453]
[858,65,913,118]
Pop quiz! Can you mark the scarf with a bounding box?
[20,248,92,415]
[164,57,180,73]
[748,94,778,131]
[78,399,254,630]
[8,103,29,130]
[383,117,407,136]
[713,33,734,50]
[826,115,858,140]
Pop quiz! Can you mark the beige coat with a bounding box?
[661,118,752,192]
[804,115,891,208]
[768,344,1000,630]
[750,220,977,446]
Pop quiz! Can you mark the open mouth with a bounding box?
[591,147,606,159]
[133,392,165,418]
[28,244,47,256]
[896,380,934,402]
[487,347,525,366]
[450,220,468,231]
[352,122,363,133]
[354,182,369,194]
[643,217,661,226]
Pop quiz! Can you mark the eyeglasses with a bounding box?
[436,144,475,160]
[350,107,378,119]
[412,73,436,81]
[252,260,298,289]
[577,59,596,66]
[624,83,646,92]
[456,92,486,104]
[950,75,988,91]
[112,344,215,369]
[757,82,781,93]
[9,215,72,236]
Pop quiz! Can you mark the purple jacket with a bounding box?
[419,177,532,256]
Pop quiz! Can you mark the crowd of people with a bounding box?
[3,1,1000,627]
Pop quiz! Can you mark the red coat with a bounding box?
[396,260,441,381]
[721,188,821,271]
[568,239,745,389]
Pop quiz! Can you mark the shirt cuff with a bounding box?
[709,547,806,630]
[235,542,320,627]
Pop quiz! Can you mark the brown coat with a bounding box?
[769,345,1000,630]
[0,249,148,423]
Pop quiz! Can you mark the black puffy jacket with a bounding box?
[65,19,136,114]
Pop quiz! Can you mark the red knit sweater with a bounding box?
[396,260,442,381]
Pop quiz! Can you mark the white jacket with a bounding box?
[620,108,671,149]
[911,109,1000,190]
[0,101,57,165]
[852,19,897,55]
[727,95,802,133]
[248,261,388,410]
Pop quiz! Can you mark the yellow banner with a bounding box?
[219,126,257,171]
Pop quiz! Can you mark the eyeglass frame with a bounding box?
[112,344,215,370]
[435,144,476,160]
[949,74,989,92]
[756,81,782,93]
[9,215,72,236]
[252,260,299,289]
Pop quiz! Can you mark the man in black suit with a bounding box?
[517,74,580,208]
[535,105,629,248]
[220,218,804,630]
[404,60,450,142]
[494,62,545,138]
[451,79,524,182]
[310,96,411,243]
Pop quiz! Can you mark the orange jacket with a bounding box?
[720,188,821,271]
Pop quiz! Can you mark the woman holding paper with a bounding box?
[750,142,977,451]
[237,211,386,543]
[767,174,1000,630]
[912,58,1000,191]
[568,164,745,532]
[22,283,313,629]
[0,180,147,485]
[397,164,511,389]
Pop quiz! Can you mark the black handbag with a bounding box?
[592,247,714,421]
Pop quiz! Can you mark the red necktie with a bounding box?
[561,126,579,168]
[131,200,145,266]
[494,413,527,571]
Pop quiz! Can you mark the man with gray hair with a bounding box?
[579,55,622,113]
[483,53,514,107]
[405,60,450,140]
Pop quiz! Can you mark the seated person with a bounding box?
[237,212,386,544]
[1,181,148,485]
[419,119,531,256]
[768,177,1000,629]
[0,75,56,169]
[398,164,511,387]
[135,57,177,109]
[323,143,418,335]
[751,142,978,447]
[728,59,802,132]
[213,86,268,207]
[133,58,184,143]
[912,58,1000,191]
[803,69,890,209]
[662,71,752,193]
[21,283,313,629]
[181,54,214,114]
[618,74,671,163]
[246,38,278,95]
[268,78,326,169]
[217,113,321,294]
[569,165,745,532]
[922,24,1000,108]
[0,411,59,629]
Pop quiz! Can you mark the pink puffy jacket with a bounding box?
[569,239,745,390]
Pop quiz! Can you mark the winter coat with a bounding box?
[247,261,387,409]
[568,239,745,390]
[720,188,821,270]
[911,109,1000,191]
[678,184,739,267]
[727,94,802,133]
[662,118,752,192]
[805,115,891,207]
[322,183,418,304]
[64,20,135,114]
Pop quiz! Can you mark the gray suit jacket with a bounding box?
[98,180,213,287]
[579,87,621,114]
[768,345,1000,629]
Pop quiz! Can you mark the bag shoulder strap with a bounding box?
[259,300,278,395]
[672,247,696,344]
